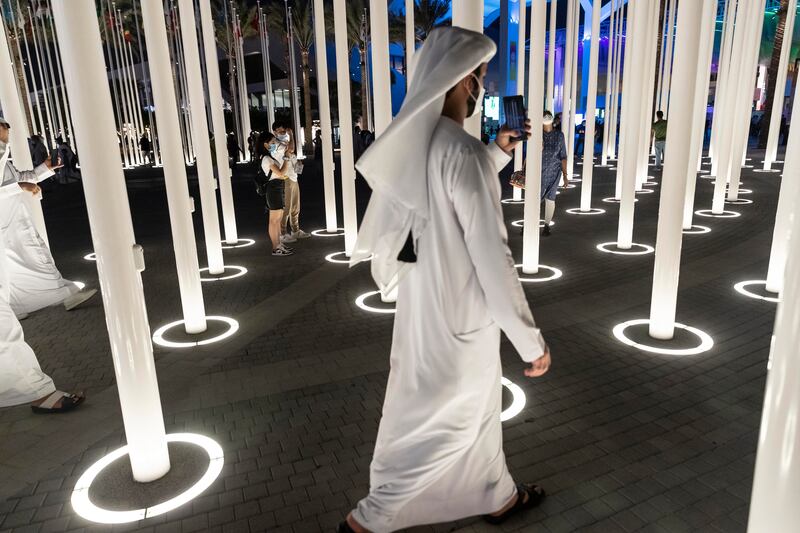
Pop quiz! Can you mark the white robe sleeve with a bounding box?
[451,146,547,363]
[487,142,512,173]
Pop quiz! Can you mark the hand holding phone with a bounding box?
[502,95,526,141]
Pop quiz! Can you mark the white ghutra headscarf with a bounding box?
[351,27,496,295]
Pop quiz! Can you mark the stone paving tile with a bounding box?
[0,155,785,532]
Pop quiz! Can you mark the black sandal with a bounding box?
[483,483,546,525]
[336,520,356,533]
[31,391,85,414]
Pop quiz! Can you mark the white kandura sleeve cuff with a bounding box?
[33,163,54,183]
[488,142,512,173]
[519,331,548,363]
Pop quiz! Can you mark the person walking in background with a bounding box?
[540,110,568,236]
[652,110,668,170]
[255,131,294,257]
[272,119,310,244]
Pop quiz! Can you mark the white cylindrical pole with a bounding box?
[452,0,484,139]
[600,0,615,166]
[616,0,646,249]
[199,0,238,245]
[763,0,797,171]
[682,2,716,230]
[46,1,76,152]
[512,0,527,203]
[608,1,625,161]
[333,0,358,256]
[709,0,736,167]
[636,1,659,190]
[649,0,710,339]
[658,0,677,114]
[405,0,415,80]
[0,11,50,247]
[313,0,338,233]
[259,6,276,128]
[522,0,546,274]
[176,0,225,275]
[370,0,392,136]
[28,8,55,148]
[547,0,556,111]
[562,0,575,121]
[113,8,141,166]
[746,153,800,533]
[52,0,170,483]
[579,0,601,211]
[565,0,580,180]
[286,8,302,157]
[140,0,207,335]
[765,77,800,294]
[107,2,137,167]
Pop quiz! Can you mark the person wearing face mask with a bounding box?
[272,119,310,245]
[256,131,294,256]
[340,28,551,533]
[540,110,569,236]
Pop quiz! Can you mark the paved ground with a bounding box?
[0,149,784,533]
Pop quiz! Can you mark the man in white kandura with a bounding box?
[0,124,85,413]
[0,118,96,318]
[342,28,552,533]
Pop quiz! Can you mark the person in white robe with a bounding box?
[0,118,96,317]
[0,144,84,412]
[342,28,552,533]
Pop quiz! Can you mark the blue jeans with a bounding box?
[654,140,666,168]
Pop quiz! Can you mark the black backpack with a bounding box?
[254,154,277,196]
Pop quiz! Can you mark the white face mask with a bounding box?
[543,118,554,126]
[466,73,485,119]
[276,133,290,143]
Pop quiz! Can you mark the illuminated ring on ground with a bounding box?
[74,281,86,290]
[565,207,605,215]
[700,174,716,180]
[602,197,639,204]
[725,198,753,205]
[84,253,96,261]
[682,225,711,234]
[514,264,563,283]
[736,188,753,194]
[500,377,526,422]
[325,251,373,264]
[753,168,780,173]
[695,209,740,218]
[733,280,780,303]
[354,290,396,314]
[563,183,577,189]
[635,188,655,194]
[643,181,659,187]
[511,219,555,228]
[310,228,345,237]
[152,316,239,348]
[741,165,754,169]
[71,433,224,524]
[698,170,711,174]
[199,266,247,281]
[220,238,255,249]
[612,319,714,356]
[596,242,654,255]
[501,198,526,205]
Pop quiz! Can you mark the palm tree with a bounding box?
[414,0,449,43]
[759,0,791,148]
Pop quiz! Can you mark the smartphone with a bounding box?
[502,95,526,141]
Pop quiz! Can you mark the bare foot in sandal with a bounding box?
[31,391,85,414]
[484,483,546,525]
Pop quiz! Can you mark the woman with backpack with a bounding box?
[256,131,294,256]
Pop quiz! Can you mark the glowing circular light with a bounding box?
[733,280,780,303]
[152,316,239,348]
[220,238,255,249]
[84,253,96,261]
[725,198,753,205]
[74,281,86,290]
[700,174,716,180]
[510,219,555,228]
[695,209,740,218]
[596,242,654,255]
[71,433,224,524]
[501,198,526,205]
[635,188,654,194]
[311,228,345,237]
[643,181,659,187]
[602,197,639,204]
[514,264,563,283]
[682,225,711,234]
[199,266,247,281]
[698,169,711,174]
[737,189,753,194]
[565,207,605,215]
[741,164,754,169]
[753,168,780,173]
[563,183,577,189]
[500,377,526,422]
[325,251,372,264]
[612,319,714,356]
[354,290,396,314]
